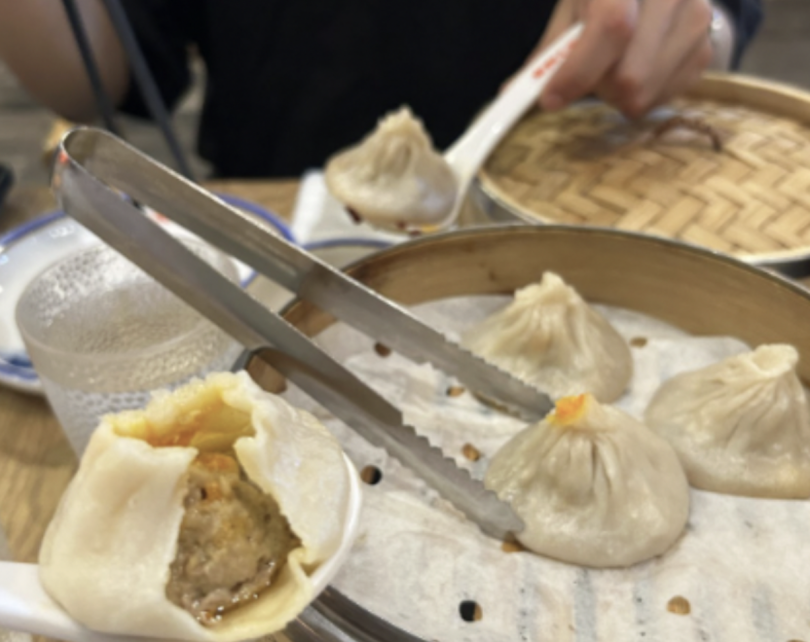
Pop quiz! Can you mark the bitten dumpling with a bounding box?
[324,106,457,229]
[460,272,632,402]
[39,371,354,641]
[645,344,810,498]
[486,394,690,568]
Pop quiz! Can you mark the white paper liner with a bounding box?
[282,296,810,642]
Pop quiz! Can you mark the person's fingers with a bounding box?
[596,32,712,117]
[539,0,638,112]
[645,36,713,108]
[501,0,578,93]
[606,0,713,117]
[608,0,683,97]
[536,0,579,54]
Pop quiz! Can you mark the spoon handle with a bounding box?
[444,22,584,188]
[0,562,142,642]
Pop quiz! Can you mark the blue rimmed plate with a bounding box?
[0,194,293,395]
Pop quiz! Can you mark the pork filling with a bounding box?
[166,452,300,625]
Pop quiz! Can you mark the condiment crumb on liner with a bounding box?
[282,296,810,642]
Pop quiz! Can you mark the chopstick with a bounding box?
[61,0,196,182]
[100,0,196,182]
[60,0,123,137]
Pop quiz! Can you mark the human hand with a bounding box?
[535,0,715,118]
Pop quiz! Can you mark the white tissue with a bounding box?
[282,296,810,642]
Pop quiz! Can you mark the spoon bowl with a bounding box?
[0,453,362,642]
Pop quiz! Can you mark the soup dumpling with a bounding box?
[486,393,689,568]
[39,371,353,641]
[460,272,632,402]
[645,344,810,498]
[325,106,457,229]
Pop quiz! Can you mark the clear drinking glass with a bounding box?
[15,240,242,455]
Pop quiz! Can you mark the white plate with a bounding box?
[0,195,293,395]
[290,170,409,247]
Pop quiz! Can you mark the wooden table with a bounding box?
[0,179,299,564]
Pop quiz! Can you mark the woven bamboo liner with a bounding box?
[478,73,810,261]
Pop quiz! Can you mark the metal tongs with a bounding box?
[53,128,548,538]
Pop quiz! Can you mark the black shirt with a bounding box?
[120,0,762,178]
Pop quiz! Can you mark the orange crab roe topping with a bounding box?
[548,394,590,426]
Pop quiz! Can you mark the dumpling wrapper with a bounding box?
[460,272,633,402]
[324,106,457,229]
[645,344,810,498]
[486,394,690,568]
[38,371,352,642]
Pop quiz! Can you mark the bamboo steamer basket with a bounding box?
[472,73,810,277]
[243,225,810,642]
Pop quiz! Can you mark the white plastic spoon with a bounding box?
[0,562,144,642]
[440,22,584,226]
[0,454,362,642]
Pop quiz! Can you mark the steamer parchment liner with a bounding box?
[245,226,810,642]
[475,73,810,277]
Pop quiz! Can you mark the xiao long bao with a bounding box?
[645,344,810,499]
[325,106,457,229]
[39,371,353,641]
[485,393,690,568]
[461,272,633,403]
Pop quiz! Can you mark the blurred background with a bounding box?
[0,0,807,188]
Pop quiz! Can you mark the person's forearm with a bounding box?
[0,0,128,122]
[712,0,764,68]
[708,2,736,71]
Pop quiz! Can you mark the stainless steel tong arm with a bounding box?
[53,127,524,539]
[55,127,552,422]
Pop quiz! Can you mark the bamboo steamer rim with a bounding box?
[478,73,810,266]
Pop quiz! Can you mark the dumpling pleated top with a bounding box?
[486,393,690,568]
[461,272,633,402]
[645,344,810,499]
